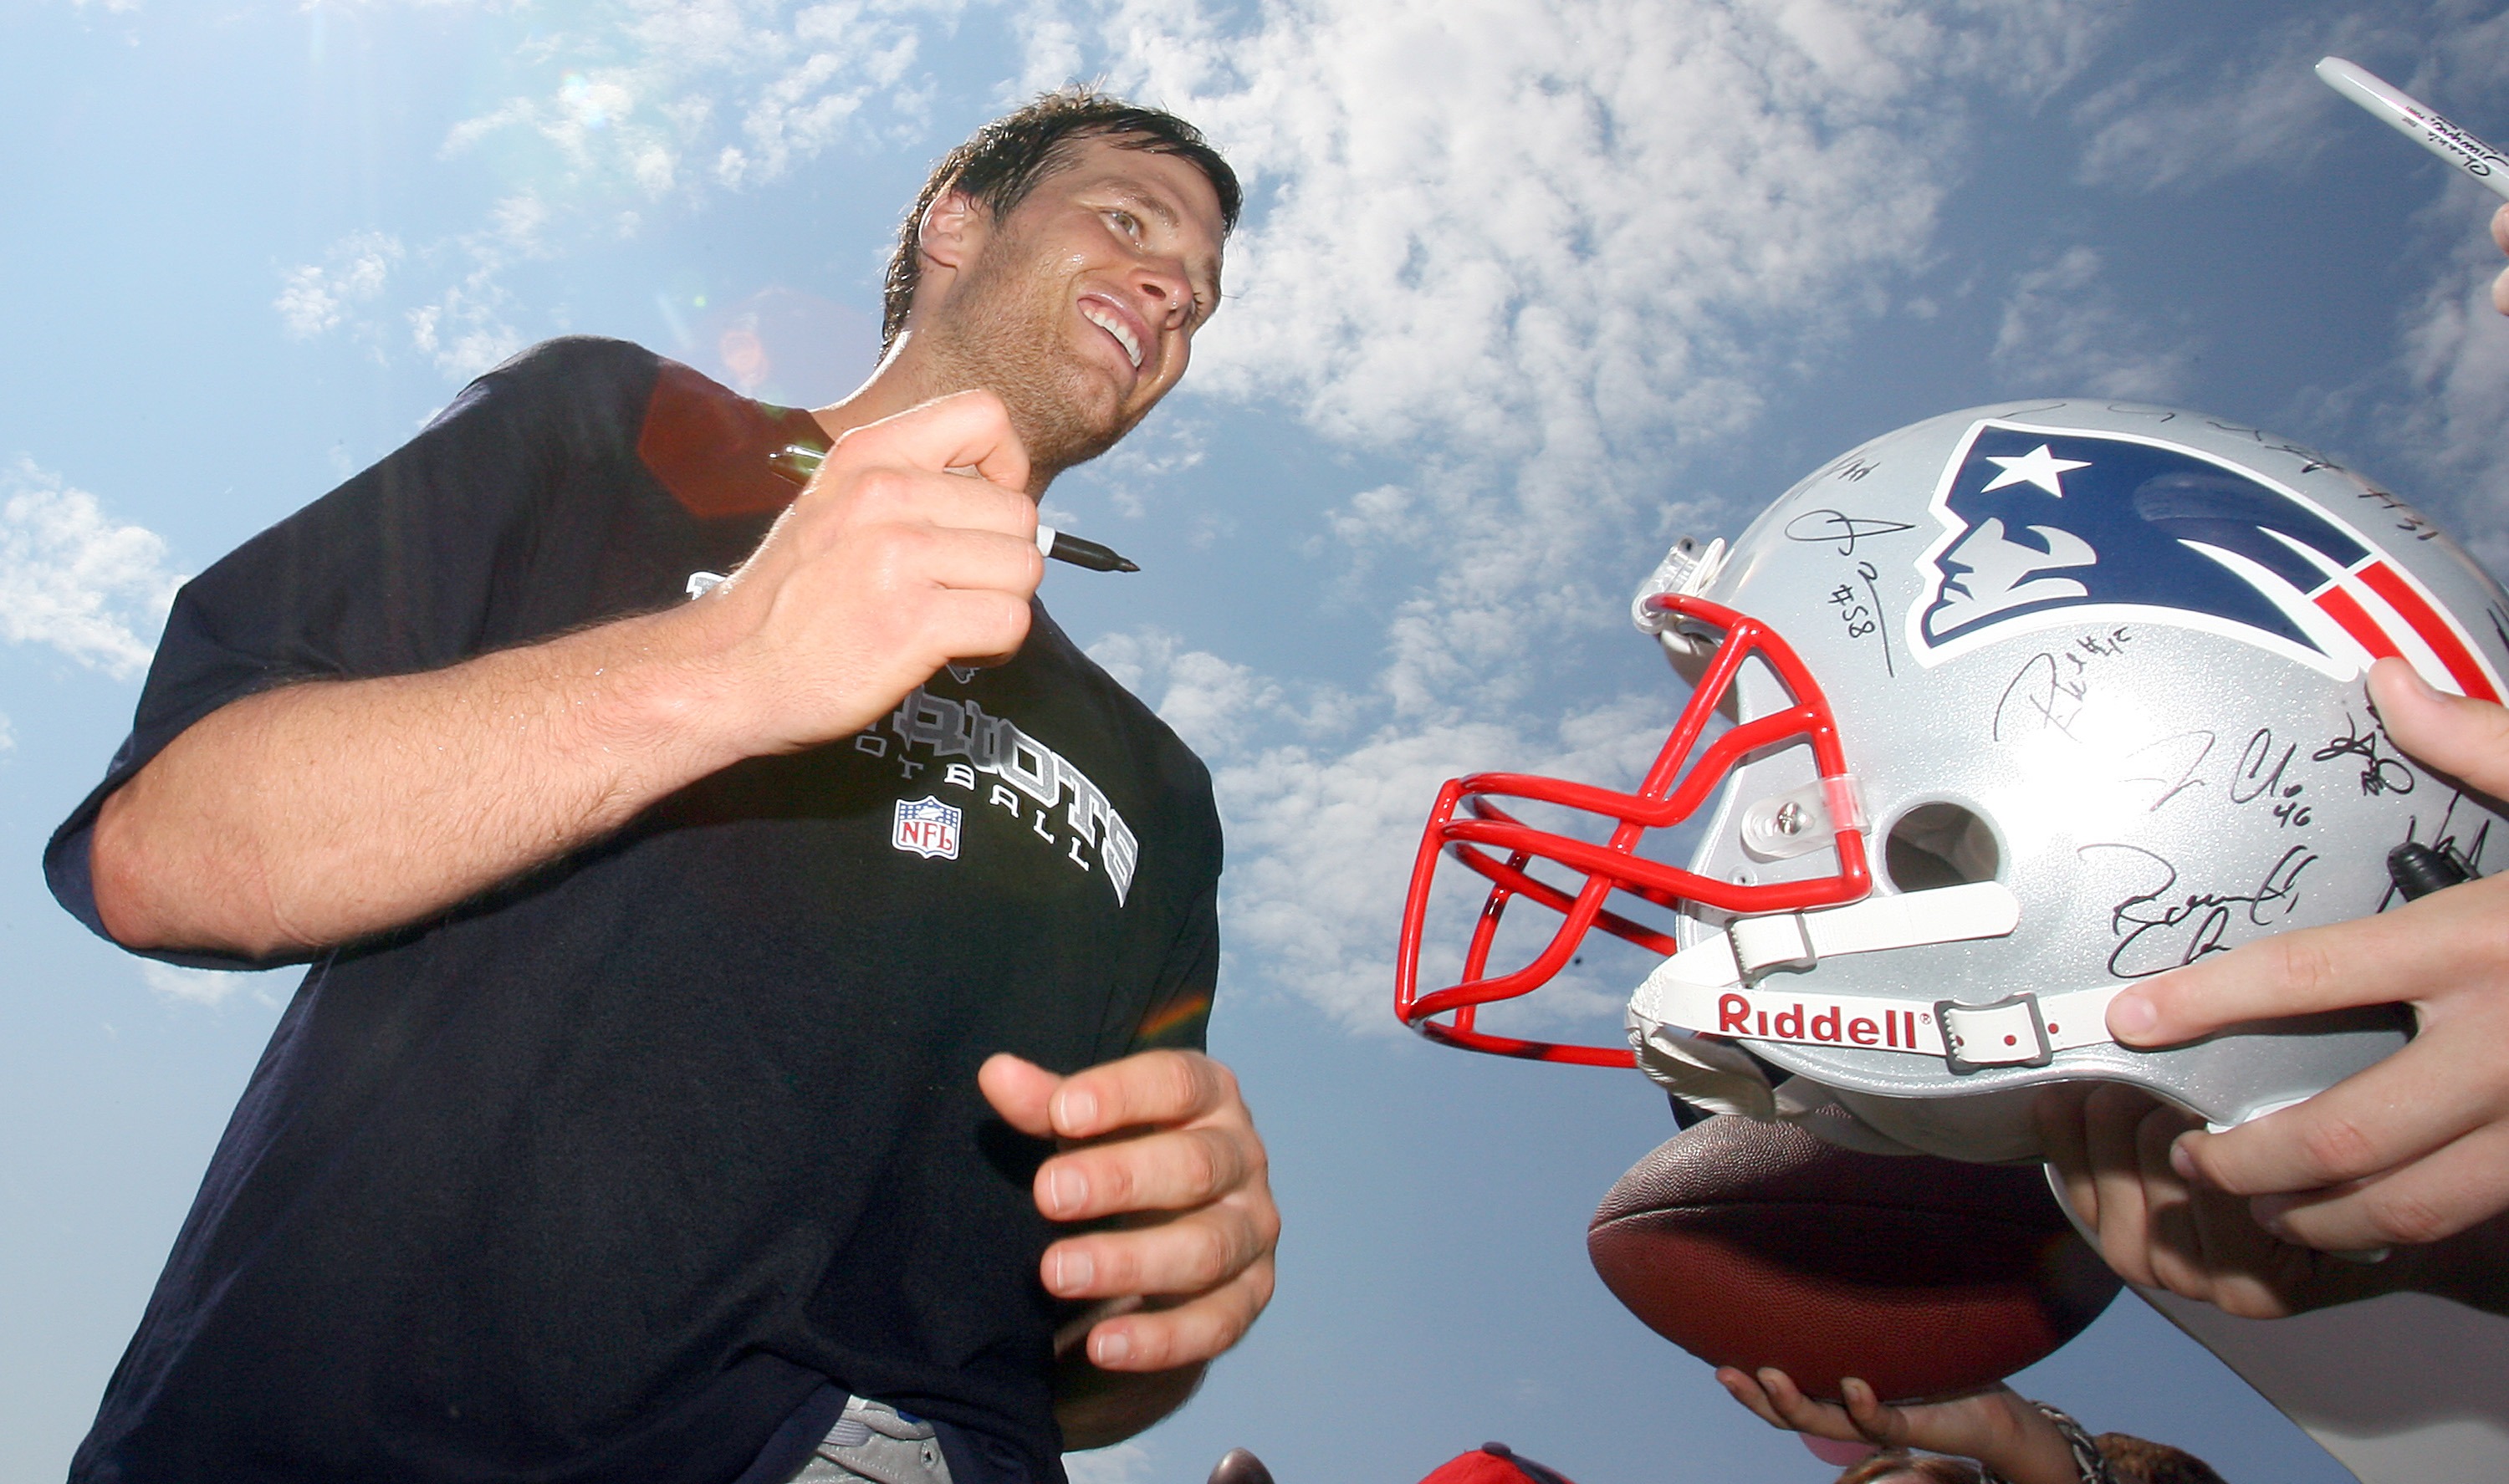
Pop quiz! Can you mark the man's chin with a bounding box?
[1007,388,1135,476]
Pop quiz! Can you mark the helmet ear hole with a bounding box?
[1883,802,2001,892]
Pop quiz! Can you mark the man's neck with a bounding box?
[807,334,941,445]
[804,333,1058,499]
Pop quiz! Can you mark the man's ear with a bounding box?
[918,186,985,279]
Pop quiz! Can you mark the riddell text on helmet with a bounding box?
[1716,993,1931,1052]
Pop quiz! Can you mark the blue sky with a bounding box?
[6,1,2509,1480]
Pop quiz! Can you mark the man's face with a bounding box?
[917,134,1227,475]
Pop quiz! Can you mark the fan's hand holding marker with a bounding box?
[769,442,1139,573]
[2316,58,2509,203]
[2317,57,2509,320]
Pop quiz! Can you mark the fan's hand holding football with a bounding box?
[979,1050,1278,1373]
[2036,1084,2409,1318]
[2037,1084,2509,1318]
[2100,659,2509,1255]
[1716,1369,2080,1484]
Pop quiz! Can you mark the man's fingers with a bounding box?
[2174,1025,2501,1196]
[1753,1369,1862,1442]
[1043,1193,1273,1299]
[2250,1117,2509,1250]
[2105,894,2455,1049]
[2034,1084,2101,1231]
[2131,1099,2216,1301]
[808,467,1040,554]
[2368,658,2509,802]
[1714,1368,1791,1431]
[1838,1379,1913,1447]
[1035,1124,1260,1221]
[2105,668,2509,1052]
[978,1053,1061,1138]
[1076,1259,1273,1371]
[2493,206,2509,315]
[1046,1049,1235,1141]
[2082,1084,2164,1288]
[832,388,1034,497]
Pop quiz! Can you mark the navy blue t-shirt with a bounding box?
[45,339,1221,1484]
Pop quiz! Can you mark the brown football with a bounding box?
[1587,1114,2119,1403]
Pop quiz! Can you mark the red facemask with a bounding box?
[1393,594,1873,1064]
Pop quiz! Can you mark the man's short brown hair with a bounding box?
[880,87,1242,349]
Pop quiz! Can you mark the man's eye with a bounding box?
[1107,210,1141,237]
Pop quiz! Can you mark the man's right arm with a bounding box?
[92,391,1042,960]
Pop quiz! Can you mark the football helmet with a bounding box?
[1395,400,2507,1162]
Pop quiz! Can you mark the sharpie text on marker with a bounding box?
[765,443,1140,574]
[2317,56,2509,203]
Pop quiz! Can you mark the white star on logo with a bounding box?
[1980,444,2093,497]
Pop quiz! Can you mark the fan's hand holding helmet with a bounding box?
[1397,400,2509,1165]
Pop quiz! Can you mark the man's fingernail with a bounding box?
[1094,1329,1132,1366]
[2169,1136,2198,1181]
[1049,1166,1088,1216]
[2108,992,2157,1038]
[1055,1088,1099,1130]
[2251,1195,2297,1237]
[1053,1249,1094,1293]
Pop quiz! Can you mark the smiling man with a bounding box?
[45,91,1270,1484]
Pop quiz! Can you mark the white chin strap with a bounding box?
[1626,881,2120,1118]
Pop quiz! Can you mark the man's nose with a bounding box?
[1131,257,1194,329]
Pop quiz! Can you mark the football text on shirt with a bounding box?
[855,686,1141,906]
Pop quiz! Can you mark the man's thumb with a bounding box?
[978,1052,1060,1136]
[2368,658,2509,803]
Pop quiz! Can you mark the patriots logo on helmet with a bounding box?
[1907,419,2501,701]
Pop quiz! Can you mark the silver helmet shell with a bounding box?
[1658,400,2505,1161]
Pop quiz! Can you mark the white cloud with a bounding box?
[1068,411,1207,520]
[1061,1441,1153,1484]
[1091,627,1316,759]
[2073,41,2340,194]
[1040,0,2116,708]
[275,232,404,340]
[2393,235,2509,567]
[0,711,15,754]
[141,962,289,1010]
[1084,0,2101,455]
[1989,246,2195,401]
[443,1,953,199]
[0,459,183,679]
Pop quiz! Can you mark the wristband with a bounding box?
[1976,1401,2115,1484]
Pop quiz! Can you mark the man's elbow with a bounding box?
[89,785,289,960]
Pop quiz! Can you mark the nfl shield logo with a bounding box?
[892,796,963,860]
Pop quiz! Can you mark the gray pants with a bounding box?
[787,1395,955,1484]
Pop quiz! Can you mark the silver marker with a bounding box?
[767,443,1139,573]
[2316,56,2509,203]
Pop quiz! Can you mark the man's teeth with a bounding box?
[1082,305,1142,368]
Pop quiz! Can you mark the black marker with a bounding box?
[767,443,1139,574]
[2387,840,2473,900]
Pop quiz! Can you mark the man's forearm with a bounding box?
[91,604,748,958]
[94,392,1045,960]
